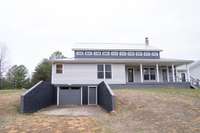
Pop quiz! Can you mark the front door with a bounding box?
[128,68,134,82]
[162,69,168,82]
[181,73,186,82]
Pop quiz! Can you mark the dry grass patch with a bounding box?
[94,88,200,133]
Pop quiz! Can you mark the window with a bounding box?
[151,52,159,56]
[127,51,135,56]
[144,68,149,80]
[97,64,112,79]
[119,52,127,56]
[85,51,93,56]
[60,86,69,89]
[56,64,63,74]
[71,87,80,90]
[102,51,110,56]
[97,64,104,79]
[111,51,118,56]
[105,64,112,79]
[144,52,151,56]
[143,67,156,80]
[94,51,101,56]
[136,52,143,56]
[76,51,84,56]
[150,68,156,80]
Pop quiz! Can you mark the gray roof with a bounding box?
[50,58,193,66]
[72,42,162,51]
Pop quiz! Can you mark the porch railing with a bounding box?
[190,76,200,88]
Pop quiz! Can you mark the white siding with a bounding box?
[52,64,126,84]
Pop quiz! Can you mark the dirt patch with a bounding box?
[0,115,102,133]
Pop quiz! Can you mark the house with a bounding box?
[177,61,200,88]
[50,38,193,106]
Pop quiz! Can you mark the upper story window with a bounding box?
[119,52,127,56]
[127,51,135,56]
[151,52,159,56]
[56,64,63,74]
[144,52,151,56]
[102,51,110,56]
[105,64,112,79]
[76,51,84,56]
[97,64,104,79]
[97,64,112,79]
[94,51,101,56]
[111,51,118,56]
[136,52,143,56]
[85,51,93,56]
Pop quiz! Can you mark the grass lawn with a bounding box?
[0,88,200,133]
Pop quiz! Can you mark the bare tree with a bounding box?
[0,44,8,89]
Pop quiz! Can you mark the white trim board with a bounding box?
[22,81,43,96]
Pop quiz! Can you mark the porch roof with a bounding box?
[50,58,193,66]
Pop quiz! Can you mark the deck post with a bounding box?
[186,64,190,82]
[172,64,175,82]
[167,66,170,82]
[57,86,60,106]
[156,64,159,82]
[140,64,143,83]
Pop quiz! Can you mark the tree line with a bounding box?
[0,50,65,89]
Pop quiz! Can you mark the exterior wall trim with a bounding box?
[57,86,60,106]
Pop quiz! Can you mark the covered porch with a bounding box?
[125,63,190,84]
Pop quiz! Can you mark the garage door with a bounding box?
[59,87,81,105]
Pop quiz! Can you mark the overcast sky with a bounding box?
[0,0,200,74]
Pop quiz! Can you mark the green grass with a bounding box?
[115,88,200,98]
[0,89,25,94]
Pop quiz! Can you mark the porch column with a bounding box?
[167,66,170,82]
[172,64,175,82]
[186,64,190,82]
[57,86,60,106]
[140,64,143,83]
[156,64,159,82]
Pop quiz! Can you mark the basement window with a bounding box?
[56,64,63,74]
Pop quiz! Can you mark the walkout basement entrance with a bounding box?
[57,86,97,106]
